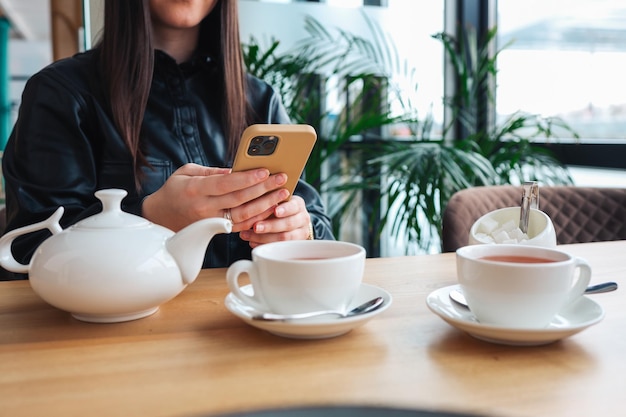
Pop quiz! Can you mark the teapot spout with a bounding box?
[166,218,232,285]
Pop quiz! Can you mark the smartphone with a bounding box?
[232,124,317,201]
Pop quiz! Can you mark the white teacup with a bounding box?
[456,244,592,329]
[469,207,557,248]
[226,240,366,314]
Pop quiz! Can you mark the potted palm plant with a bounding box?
[346,25,578,254]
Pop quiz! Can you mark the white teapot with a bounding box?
[0,189,232,323]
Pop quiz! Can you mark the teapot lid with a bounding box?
[74,189,151,229]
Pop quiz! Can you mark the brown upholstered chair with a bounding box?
[441,185,626,252]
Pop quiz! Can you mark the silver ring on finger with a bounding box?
[223,208,232,223]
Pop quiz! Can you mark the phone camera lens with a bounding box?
[247,135,278,156]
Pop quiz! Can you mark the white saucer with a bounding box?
[225,283,392,339]
[426,285,605,346]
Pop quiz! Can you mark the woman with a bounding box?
[1,0,334,278]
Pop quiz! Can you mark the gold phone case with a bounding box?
[232,124,317,200]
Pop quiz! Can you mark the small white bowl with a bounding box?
[469,207,557,248]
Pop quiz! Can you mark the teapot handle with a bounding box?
[0,207,65,274]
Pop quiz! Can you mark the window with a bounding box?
[497,0,626,172]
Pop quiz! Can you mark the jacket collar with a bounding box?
[154,49,217,78]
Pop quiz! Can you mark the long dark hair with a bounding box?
[98,0,248,189]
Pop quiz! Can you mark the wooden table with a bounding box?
[1,241,625,417]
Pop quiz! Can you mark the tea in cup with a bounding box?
[456,244,591,328]
[226,240,365,314]
[469,207,557,247]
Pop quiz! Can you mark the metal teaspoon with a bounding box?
[449,281,618,309]
[252,296,384,321]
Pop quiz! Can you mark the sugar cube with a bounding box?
[492,229,510,244]
[477,217,499,234]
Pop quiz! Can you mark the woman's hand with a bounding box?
[142,163,291,232]
[238,196,313,248]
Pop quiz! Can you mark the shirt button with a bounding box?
[170,77,181,86]
[182,125,194,135]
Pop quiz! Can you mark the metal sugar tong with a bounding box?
[519,181,539,234]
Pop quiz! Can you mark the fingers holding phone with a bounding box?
[230,124,317,244]
[239,196,312,247]
[143,163,286,232]
[224,176,291,232]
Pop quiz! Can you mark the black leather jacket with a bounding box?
[2,48,334,276]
